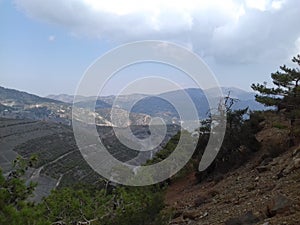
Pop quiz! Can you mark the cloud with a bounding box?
[48,35,56,42]
[209,0,300,63]
[14,0,300,64]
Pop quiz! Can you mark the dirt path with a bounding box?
[30,149,77,180]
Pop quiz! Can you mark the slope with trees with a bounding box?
[252,55,300,139]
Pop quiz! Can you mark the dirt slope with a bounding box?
[165,126,300,225]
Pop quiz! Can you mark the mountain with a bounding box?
[128,87,264,121]
[45,87,266,128]
[205,86,255,100]
[159,88,209,118]
[0,86,72,124]
[75,99,112,109]
[0,86,151,127]
[99,93,149,109]
[0,86,61,106]
[128,88,209,122]
[1,85,266,127]
[45,94,79,103]
[46,93,149,108]
[131,96,179,121]
[204,87,266,110]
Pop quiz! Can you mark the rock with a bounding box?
[260,157,273,166]
[207,189,220,197]
[276,169,285,179]
[283,163,294,175]
[186,220,198,225]
[294,158,300,169]
[199,211,208,219]
[256,166,269,173]
[194,194,209,207]
[183,209,199,220]
[283,157,300,175]
[170,216,186,225]
[173,210,183,219]
[255,176,260,181]
[246,185,256,192]
[225,217,241,225]
[266,194,293,217]
[292,145,300,158]
[225,211,260,225]
[270,160,278,166]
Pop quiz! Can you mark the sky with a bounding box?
[1,0,300,96]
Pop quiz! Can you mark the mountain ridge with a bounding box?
[0,85,266,127]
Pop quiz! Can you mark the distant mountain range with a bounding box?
[48,86,265,118]
[0,86,148,126]
[0,85,265,127]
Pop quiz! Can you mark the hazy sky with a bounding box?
[1,0,300,96]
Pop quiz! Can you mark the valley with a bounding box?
[0,85,267,201]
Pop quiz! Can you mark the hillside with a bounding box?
[46,94,89,103]
[0,86,72,124]
[0,118,104,201]
[0,86,153,127]
[0,117,180,201]
[0,86,62,106]
[164,112,300,225]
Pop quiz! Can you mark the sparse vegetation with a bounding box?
[1,55,300,224]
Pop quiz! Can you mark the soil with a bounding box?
[164,125,300,225]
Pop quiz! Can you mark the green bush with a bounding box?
[38,185,165,225]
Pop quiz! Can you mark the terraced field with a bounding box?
[0,118,67,201]
[0,118,63,172]
[0,117,180,201]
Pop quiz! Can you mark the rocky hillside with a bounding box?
[164,113,300,225]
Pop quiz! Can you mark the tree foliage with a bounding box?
[251,54,300,111]
[195,94,261,181]
[38,185,165,225]
[0,156,166,225]
[252,54,300,139]
[0,156,49,225]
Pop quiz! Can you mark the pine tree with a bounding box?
[251,54,300,111]
[252,54,300,140]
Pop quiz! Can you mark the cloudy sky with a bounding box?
[1,0,300,96]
